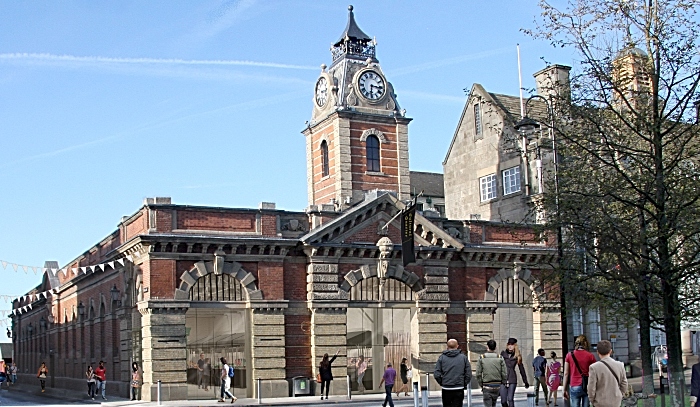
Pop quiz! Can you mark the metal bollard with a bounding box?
[526,391,536,407]
[257,378,262,404]
[466,381,472,407]
[346,375,351,400]
[421,385,429,407]
[157,380,161,406]
[413,381,419,407]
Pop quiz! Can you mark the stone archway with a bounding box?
[338,264,425,295]
[173,260,263,301]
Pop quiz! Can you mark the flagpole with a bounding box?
[381,190,423,231]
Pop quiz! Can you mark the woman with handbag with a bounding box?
[562,335,596,407]
[36,362,48,392]
[131,362,142,401]
[86,365,96,400]
[318,349,340,400]
[396,357,412,398]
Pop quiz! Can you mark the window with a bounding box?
[479,174,497,201]
[320,140,329,177]
[434,205,445,217]
[572,308,584,337]
[366,135,380,172]
[502,166,521,195]
[474,103,483,138]
[587,309,601,345]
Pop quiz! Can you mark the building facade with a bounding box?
[11,6,562,401]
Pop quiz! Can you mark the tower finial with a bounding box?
[348,5,353,11]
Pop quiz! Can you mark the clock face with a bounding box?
[359,71,385,100]
[315,77,328,107]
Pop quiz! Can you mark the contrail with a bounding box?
[0,53,319,71]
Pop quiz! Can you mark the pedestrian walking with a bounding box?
[379,363,397,407]
[197,353,206,389]
[533,348,549,405]
[356,355,367,394]
[36,361,48,392]
[434,338,472,407]
[131,362,142,401]
[691,360,700,407]
[500,338,529,407]
[318,349,340,400]
[476,339,507,407]
[396,357,411,398]
[587,340,628,407]
[218,357,237,403]
[86,365,96,400]
[10,363,17,385]
[562,335,596,407]
[202,357,211,391]
[546,352,561,406]
[95,360,107,400]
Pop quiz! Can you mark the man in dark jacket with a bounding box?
[691,361,700,407]
[434,339,472,407]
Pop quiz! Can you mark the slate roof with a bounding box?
[488,92,550,125]
[410,171,444,198]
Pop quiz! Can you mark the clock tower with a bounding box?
[303,5,411,209]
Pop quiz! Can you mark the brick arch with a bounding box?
[360,128,387,144]
[174,260,263,301]
[338,264,425,294]
[484,266,542,302]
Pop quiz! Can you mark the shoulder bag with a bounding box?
[570,352,588,392]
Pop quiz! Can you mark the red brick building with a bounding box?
[11,6,560,401]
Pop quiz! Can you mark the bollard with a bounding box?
[157,380,162,406]
[413,381,419,407]
[526,391,536,407]
[466,381,472,407]
[421,385,429,407]
[346,374,351,400]
[257,378,262,404]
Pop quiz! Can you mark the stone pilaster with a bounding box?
[118,308,133,388]
[250,301,289,398]
[535,304,563,358]
[413,303,448,388]
[307,263,347,301]
[138,301,189,401]
[465,302,497,367]
[309,304,347,396]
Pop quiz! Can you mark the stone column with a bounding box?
[250,301,289,398]
[138,301,189,401]
[310,305,347,396]
[535,304,563,359]
[465,302,497,369]
[413,303,448,389]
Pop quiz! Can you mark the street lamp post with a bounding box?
[514,95,568,354]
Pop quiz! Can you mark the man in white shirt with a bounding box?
[588,340,628,407]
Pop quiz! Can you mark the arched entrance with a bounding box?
[177,260,260,400]
[486,267,538,386]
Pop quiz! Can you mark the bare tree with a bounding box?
[526,1,700,405]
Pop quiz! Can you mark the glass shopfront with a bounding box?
[185,308,249,400]
[346,307,416,393]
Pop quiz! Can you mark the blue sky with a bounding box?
[0,0,573,340]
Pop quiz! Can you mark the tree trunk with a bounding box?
[662,278,685,406]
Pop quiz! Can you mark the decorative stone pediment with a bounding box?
[300,192,464,250]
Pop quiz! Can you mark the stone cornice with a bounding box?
[248,300,289,311]
[465,301,498,312]
[137,300,189,315]
[307,300,348,311]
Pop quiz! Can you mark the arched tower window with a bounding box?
[366,135,380,172]
[321,140,330,177]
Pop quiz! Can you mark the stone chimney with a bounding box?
[533,64,571,106]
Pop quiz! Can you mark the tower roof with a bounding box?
[334,5,372,47]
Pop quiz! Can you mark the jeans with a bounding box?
[569,385,589,407]
[482,386,500,407]
[383,384,394,407]
[88,382,95,398]
[220,381,234,400]
[441,388,465,407]
[499,383,516,407]
[534,376,549,403]
[11,374,16,384]
[97,380,106,399]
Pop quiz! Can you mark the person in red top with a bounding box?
[94,360,107,400]
[562,335,597,407]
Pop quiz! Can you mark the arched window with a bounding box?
[366,135,380,172]
[350,277,413,301]
[189,273,246,301]
[321,140,329,177]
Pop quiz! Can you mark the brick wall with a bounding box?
[284,314,312,378]
[258,262,285,300]
[177,210,256,232]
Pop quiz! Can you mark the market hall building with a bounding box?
[10,6,559,401]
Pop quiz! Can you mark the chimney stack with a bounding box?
[533,64,571,107]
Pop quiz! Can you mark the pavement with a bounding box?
[0,368,692,407]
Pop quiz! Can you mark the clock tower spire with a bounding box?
[303,5,411,210]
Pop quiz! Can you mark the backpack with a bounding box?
[228,365,235,378]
